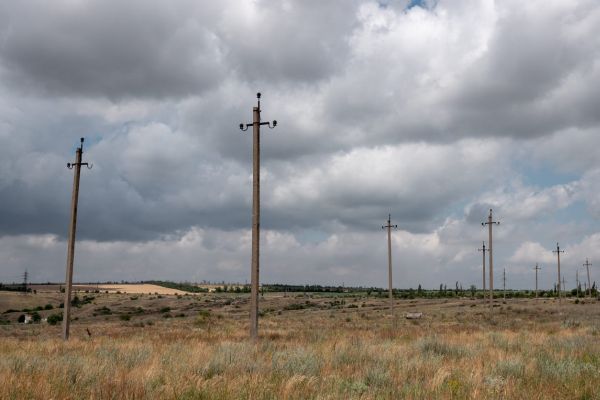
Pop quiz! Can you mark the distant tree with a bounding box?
[470,285,476,297]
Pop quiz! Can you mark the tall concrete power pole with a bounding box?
[239,93,277,341]
[382,214,398,318]
[503,268,506,300]
[478,241,487,292]
[534,264,541,299]
[552,243,565,304]
[62,138,91,341]
[583,259,592,298]
[482,209,499,304]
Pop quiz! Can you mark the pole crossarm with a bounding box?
[239,92,277,341]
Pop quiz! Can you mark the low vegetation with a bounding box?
[1,290,599,399]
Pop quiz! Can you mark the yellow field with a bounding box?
[89,283,191,295]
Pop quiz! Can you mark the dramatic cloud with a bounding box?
[1,0,600,289]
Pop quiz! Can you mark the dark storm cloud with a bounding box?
[1,1,600,287]
[0,1,225,99]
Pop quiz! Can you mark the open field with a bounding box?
[1,290,600,399]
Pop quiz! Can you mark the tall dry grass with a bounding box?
[1,314,600,399]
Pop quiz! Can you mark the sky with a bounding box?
[1,0,600,290]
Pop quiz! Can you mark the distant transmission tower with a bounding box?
[22,269,28,294]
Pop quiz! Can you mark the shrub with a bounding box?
[119,315,131,321]
[94,306,112,315]
[47,313,63,325]
[44,304,54,310]
[31,312,41,323]
[18,314,25,323]
[160,307,171,313]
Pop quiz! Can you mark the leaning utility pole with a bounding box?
[239,93,277,341]
[552,243,565,304]
[63,138,91,341]
[482,209,500,304]
[382,214,398,318]
[583,259,592,298]
[534,264,541,299]
[478,241,487,292]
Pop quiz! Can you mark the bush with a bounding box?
[160,307,171,313]
[47,313,63,325]
[44,304,54,310]
[119,314,131,321]
[94,306,112,315]
[18,314,25,323]
[31,312,41,323]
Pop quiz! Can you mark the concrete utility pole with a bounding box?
[576,270,580,297]
[552,243,565,304]
[562,276,566,298]
[478,241,486,292]
[583,259,592,298]
[503,268,506,300]
[534,264,541,299]
[239,93,277,341]
[482,209,500,304]
[382,214,398,318]
[63,138,91,341]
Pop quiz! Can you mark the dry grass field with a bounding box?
[1,289,600,399]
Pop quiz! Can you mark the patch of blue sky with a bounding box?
[377,0,436,11]
[294,228,332,245]
[514,158,579,188]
